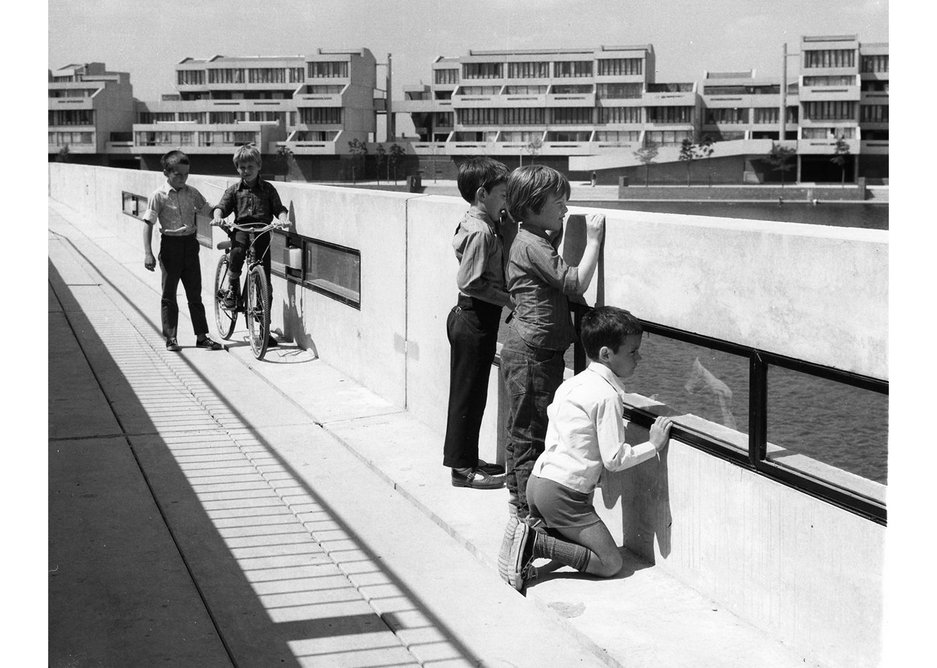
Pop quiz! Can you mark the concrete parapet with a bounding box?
[617,183,868,201]
[49,162,887,667]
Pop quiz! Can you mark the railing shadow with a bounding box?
[49,246,480,665]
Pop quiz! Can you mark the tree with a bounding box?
[388,143,405,184]
[765,142,796,188]
[347,138,368,184]
[633,142,659,187]
[524,136,543,165]
[275,144,294,180]
[678,138,696,186]
[374,144,386,185]
[57,144,70,163]
[830,136,851,188]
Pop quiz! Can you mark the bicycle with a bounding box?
[212,220,285,359]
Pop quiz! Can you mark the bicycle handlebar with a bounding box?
[212,220,286,234]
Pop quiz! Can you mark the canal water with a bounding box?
[573,200,888,230]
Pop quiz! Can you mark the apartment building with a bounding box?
[123,49,376,161]
[48,62,135,156]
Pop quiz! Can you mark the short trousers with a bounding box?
[527,474,602,530]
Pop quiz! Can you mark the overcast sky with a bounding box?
[48,0,889,103]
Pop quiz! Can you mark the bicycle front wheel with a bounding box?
[245,266,270,359]
[213,254,237,340]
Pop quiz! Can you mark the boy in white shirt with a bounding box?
[501,306,673,590]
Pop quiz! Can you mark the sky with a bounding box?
[47,0,889,105]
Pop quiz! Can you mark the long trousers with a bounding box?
[442,295,503,469]
[159,234,208,340]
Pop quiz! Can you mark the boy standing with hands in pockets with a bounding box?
[443,157,512,489]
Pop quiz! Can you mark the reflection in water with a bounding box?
[683,357,738,430]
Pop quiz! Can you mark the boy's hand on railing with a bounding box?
[649,416,673,452]
[585,213,605,244]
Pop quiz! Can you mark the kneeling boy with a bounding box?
[502,306,673,590]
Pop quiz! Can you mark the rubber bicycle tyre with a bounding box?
[213,254,237,340]
[245,265,270,359]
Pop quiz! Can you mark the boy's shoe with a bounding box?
[451,468,504,489]
[497,515,520,584]
[267,335,279,348]
[477,459,505,475]
[507,521,534,591]
[196,336,223,351]
[222,288,238,309]
[166,338,181,352]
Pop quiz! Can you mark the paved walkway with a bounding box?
[48,199,814,667]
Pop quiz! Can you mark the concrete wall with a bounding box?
[49,163,887,667]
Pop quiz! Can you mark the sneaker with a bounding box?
[507,521,533,591]
[196,336,223,351]
[497,515,519,584]
[477,459,505,475]
[451,468,504,490]
[166,338,181,352]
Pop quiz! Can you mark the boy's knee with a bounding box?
[595,551,623,578]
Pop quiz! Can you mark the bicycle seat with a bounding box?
[217,240,231,251]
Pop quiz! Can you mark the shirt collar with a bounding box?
[466,207,496,232]
[518,223,551,242]
[159,181,186,194]
[237,177,264,191]
[585,361,628,399]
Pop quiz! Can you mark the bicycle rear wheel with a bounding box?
[245,266,270,359]
[213,254,237,339]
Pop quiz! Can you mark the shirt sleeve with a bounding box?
[213,186,235,217]
[523,242,581,295]
[456,230,511,308]
[595,395,658,472]
[267,183,288,218]
[191,187,212,216]
[141,191,160,225]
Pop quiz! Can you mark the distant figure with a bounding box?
[812,198,819,206]
[684,357,737,430]
[590,171,597,187]
[778,196,783,206]
[443,157,512,490]
[141,150,223,352]
[501,307,673,590]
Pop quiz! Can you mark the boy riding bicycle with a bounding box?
[211,143,289,347]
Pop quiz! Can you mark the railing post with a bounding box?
[748,351,768,467]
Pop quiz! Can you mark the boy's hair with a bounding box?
[160,150,189,174]
[506,164,571,223]
[457,157,509,204]
[580,306,643,359]
[233,143,262,167]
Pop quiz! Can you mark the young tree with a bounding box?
[524,136,543,165]
[830,136,851,188]
[374,144,386,186]
[678,138,695,186]
[765,142,796,188]
[633,142,659,187]
[347,138,368,184]
[388,143,405,184]
[57,144,70,163]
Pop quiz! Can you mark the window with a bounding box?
[138,112,176,124]
[301,239,361,307]
[289,67,305,83]
[299,108,343,125]
[803,101,856,121]
[705,108,748,124]
[502,108,544,125]
[209,112,238,124]
[647,83,693,93]
[802,127,855,139]
[463,62,503,79]
[861,105,889,123]
[597,58,643,76]
[551,108,593,124]
[553,60,593,78]
[544,130,591,142]
[121,191,147,219]
[501,131,544,142]
[207,68,245,84]
[551,84,592,95]
[804,49,856,69]
[597,83,643,99]
[458,108,500,125]
[598,107,642,124]
[456,86,500,95]
[177,112,205,123]
[605,320,887,524]
[434,69,458,85]
[594,130,640,142]
[177,70,205,85]
[248,68,287,84]
[507,61,549,79]
[49,110,95,126]
[803,75,855,87]
[861,55,888,73]
[861,80,889,93]
[645,130,692,145]
[646,106,693,124]
[504,85,547,95]
[753,108,779,124]
[308,61,348,78]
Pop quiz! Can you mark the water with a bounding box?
[572,200,888,230]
